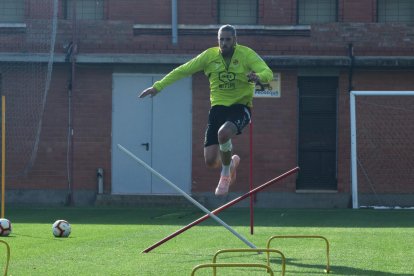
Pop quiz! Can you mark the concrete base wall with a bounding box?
[6,190,414,208]
[196,192,352,209]
[7,189,97,206]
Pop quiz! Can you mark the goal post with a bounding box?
[350,91,414,209]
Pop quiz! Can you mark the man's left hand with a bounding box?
[247,71,260,83]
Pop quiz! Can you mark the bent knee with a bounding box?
[205,158,219,168]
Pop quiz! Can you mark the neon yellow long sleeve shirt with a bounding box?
[153,44,273,107]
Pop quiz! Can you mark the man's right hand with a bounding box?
[138,87,159,98]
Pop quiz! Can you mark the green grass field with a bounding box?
[1,206,413,275]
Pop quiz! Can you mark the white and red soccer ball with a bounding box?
[0,218,12,236]
[52,219,71,237]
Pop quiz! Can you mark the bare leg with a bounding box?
[204,145,220,168]
[214,122,240,196]
[204,121,237,169]
[218,121,238,169]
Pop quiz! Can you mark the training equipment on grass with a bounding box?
[266,235,330,274]
[248,120,254,234]
[192,263,275,276]
[350,91,414,209]
[0,218,12,236]
[193,235,330,275]
[52,220,71,238]
[191,248,286,276]
[212,248,286,276]
[143,166,299,253]
[117,144,257,250]
[0,240,10,276]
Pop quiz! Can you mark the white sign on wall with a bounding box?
[254,72,281,98]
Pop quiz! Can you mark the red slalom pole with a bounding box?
[249,120,254,235]
[142,166,299,253]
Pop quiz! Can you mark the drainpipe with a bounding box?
[348,43,354,92]
[97,168,104,194]
[172,0,178,44]
[66,0,78,206]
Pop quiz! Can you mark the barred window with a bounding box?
[298,0,337,24]
[65,0,104,20]
[219,0,257,25]
[378,0,414,23]
[0,0,24,23]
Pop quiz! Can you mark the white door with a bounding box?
[112,73,192,194]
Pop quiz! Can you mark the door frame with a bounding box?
[111,73,192,195]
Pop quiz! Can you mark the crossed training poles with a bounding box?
[117,144,299,253]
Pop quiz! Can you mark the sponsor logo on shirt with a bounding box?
[218,71,236,89]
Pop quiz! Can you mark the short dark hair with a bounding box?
[218,24,237,37]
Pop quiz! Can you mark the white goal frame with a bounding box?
[350,91,414,209]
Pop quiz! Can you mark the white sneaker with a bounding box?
[215,175,231,196]
[230,155,240,186]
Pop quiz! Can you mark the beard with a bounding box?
[220,46,234,57]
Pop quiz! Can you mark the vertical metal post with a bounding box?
[1,96,5,218]
[350,91,358,209]
[249,121,254,234]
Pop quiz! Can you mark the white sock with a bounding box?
[221,164,231,176]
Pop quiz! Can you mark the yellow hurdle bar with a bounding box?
[191,263,274,276]
[266,235,331,273]
[0,240,10,276]
[212,248,286,276]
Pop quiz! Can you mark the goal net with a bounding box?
[0,0,58,178]
[350,91,414,209]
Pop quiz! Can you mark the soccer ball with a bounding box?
[52,220,71,237]
[0,218,12,236]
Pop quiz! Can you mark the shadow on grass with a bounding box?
[283,259,413,276]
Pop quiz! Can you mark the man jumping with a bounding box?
[139,25,273,196]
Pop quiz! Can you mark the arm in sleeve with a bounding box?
[248,52,273,83]
[153,51,207,91]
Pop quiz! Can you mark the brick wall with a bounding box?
[2,0,413,55]
[1,0,414,204]
[71,66,112,192]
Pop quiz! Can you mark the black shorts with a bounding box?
[204,104,251,147]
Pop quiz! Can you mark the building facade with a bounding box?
[1,0,413,207]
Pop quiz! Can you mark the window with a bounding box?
[298,0,337,24]
[65,0,104,20]
[0,0,24,23]
[219,0,257,25]
[378,0,414,23]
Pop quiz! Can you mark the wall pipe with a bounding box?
[348,43,354,92]
[172,0,178,44]
[66,0,78,206]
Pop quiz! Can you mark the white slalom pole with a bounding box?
[117,144,257,249]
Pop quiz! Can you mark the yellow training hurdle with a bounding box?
[191,263,274,276]
[213,248,285,276]
[266,235,330,273]
[191,248,285,276]
[191,235,330,275]
[0,240,10,276]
